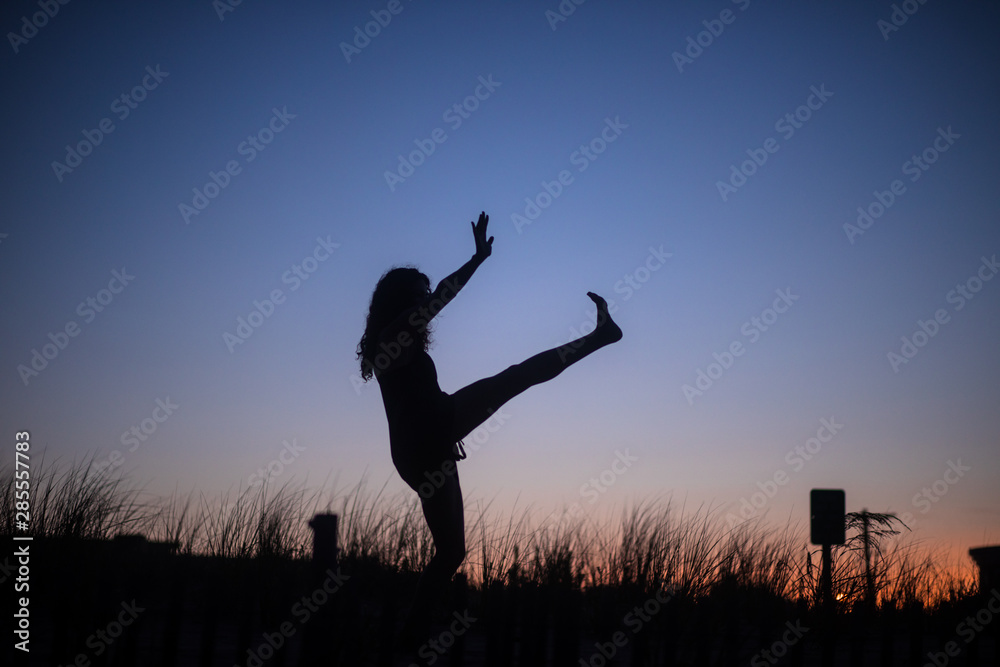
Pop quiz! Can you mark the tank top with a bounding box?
[377,349,466,465]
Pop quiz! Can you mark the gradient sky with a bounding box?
[2,0,998,564]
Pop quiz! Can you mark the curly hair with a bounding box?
[357,266,432,381]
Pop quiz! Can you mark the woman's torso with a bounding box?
[376,348,455,471]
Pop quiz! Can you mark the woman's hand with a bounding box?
[471,211,493,259]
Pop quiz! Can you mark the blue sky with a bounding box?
[2,0,998,561]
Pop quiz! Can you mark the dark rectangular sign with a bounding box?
[810,489,845,545]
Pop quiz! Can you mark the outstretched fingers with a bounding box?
[472,211,493,256]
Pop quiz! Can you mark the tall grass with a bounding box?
[0,456,977,610]
[1,453,156,539]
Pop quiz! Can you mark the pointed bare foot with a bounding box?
[587,292,622,344]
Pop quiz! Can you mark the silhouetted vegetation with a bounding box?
[2,456,991,666]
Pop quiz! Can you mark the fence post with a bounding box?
[301,513,340,666]
[310,513,339,571]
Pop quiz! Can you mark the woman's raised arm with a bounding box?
[381,212,494,340]
[411,211,493,329]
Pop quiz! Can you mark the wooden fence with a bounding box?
[13,515,998,666]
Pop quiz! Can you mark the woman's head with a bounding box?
[357,266,432,381]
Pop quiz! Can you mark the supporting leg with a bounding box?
[397,466,465,650]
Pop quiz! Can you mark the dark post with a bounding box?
[820,543,833,609]
[302,513,340,666]
[810,489,845,608]
[969,544,1000,656]
[968,545,1000,595]
[310,513,339,571]
[811,489,845,667]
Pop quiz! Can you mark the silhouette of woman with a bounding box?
[356,212,622,648]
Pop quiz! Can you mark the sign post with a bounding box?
[810,489,845,608]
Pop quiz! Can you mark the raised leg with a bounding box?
[449,292,621,442]
[398,294,620,654]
